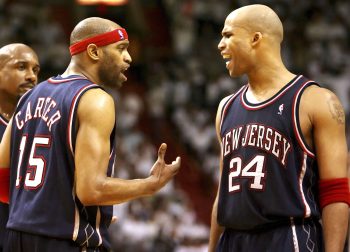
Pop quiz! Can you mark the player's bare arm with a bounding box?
[300,86,348,252]
[208,95,231,252]
[75,88,180,206]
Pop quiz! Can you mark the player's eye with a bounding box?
[17,63,26,71]
[33,67,40,75]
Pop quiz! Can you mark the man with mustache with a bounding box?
[0,17,181,251]
[209,4,349,252]
[0,43,40,252]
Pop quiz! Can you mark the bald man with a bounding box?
[0,43,39,252]
[0,17,180,251]
[209,4,349,252]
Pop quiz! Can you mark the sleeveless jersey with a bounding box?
[0,114,7,140]
[218,75,320,230]
[7,75,115,249]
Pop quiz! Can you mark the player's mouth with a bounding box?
[222,54,232,68]
[19,82,35,92]
[120,65,130,82]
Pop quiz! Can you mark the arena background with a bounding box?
[0,0,349,251]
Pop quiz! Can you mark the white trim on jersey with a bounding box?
[290,217,300,252]
[68,84,99,156]
[96,208,102,246]
[72,186,80,241]
[0,114,8,125]
[299,153,311,217]
[48,76,87,84]
[292,81,315,158]
[110,149,116,177]
[219,85,246,133]
[241,75,303,110]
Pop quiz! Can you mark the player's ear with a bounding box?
[86,44,100,60]
[251,32,262,47]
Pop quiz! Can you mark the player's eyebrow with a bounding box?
[221,30,232,36]
[116,41,129,48]
[14,60,40,67]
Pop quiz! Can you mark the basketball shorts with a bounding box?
[3,229,110,252]
[217,218,323,252]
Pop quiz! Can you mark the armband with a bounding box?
[0,168,10,203]
[319,178,350,209]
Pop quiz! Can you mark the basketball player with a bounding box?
[209,4,349,252]
[0,17,180,251]
[0,43,39,252]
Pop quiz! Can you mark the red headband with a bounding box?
[69,28,128,56]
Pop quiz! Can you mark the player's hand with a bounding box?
[149,143,181,192]
[111,216,118,224]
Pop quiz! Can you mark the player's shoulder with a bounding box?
[217,94,234,112]
[302,84,341,106]
[215,94,235,128]
[301,83,344,121]
[78,88,114,114]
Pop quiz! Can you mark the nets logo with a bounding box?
[118,30,124,40]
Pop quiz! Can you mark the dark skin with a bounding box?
[210,5,348,252]
[0,43,39,120]
[0,18,181,208]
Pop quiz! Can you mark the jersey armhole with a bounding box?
[67,84,101,156]
[219,85,246,134]
[292,81,319,158]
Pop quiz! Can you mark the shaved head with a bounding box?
[227,4,283,43]
[70,17,121,45]
[0,43,39,104]
[0,43,38,66]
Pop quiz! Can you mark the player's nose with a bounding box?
[25,69,38,84]
[218,37,228,52]
[124,50,132,64]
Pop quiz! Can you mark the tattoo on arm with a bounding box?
[327,95,345,124]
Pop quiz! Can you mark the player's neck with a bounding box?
[247,65,295,93]
[62,61,98,84]
[0,95,16,120]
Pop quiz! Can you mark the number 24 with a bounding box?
[229,155,266,192]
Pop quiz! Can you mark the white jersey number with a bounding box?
[229,155,266,192]
[16,136,51,189]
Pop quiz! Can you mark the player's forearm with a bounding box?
[78,176,156,206]
[209,222,223,252]
[322,202,349,252]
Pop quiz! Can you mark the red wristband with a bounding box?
[319,178,350,209]
[0,168,10,203]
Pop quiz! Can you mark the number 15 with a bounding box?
[16,135,51,189]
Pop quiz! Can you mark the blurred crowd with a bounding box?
[0,0,349,251]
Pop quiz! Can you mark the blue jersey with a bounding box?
[8,75,115,249]
[218,75,320,230]
[0,114,7,141]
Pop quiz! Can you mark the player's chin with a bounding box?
[120,72,128,82]
[114,79,125,89]
[116,74,127,87]
[17,89,29,97]
[229,68,243,78]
